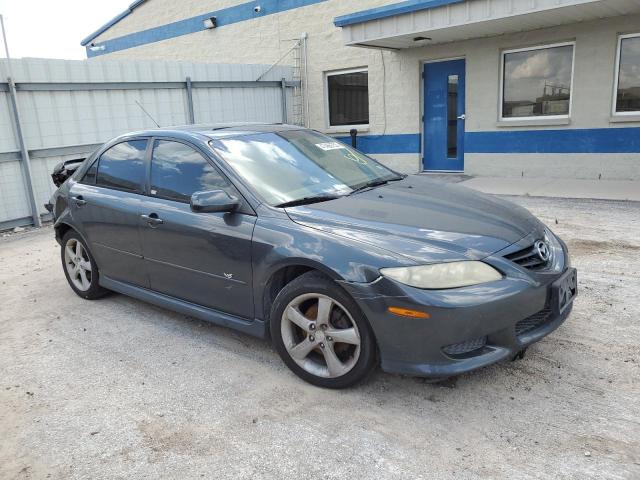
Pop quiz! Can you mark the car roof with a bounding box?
[119,123,306,141]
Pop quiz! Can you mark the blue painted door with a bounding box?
[423,59,466,171]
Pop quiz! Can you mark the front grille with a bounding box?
[504,242,549,271]
[515,307,553,337]
[442,336,487,356]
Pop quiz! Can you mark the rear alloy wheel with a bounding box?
[64,238,92,291]
[271,272,376,388]
[60,230,108,300]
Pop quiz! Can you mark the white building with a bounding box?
[82,0,640,179]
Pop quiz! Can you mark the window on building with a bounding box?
[150,140,230,203]
[326,69,369,127]
[501,43,574,119]
[615,33,640,114]
[96,140,147,192]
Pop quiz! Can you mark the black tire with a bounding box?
[270,271,377,388]
[60,230,108,300]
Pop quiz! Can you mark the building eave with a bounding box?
[80,0,147,46]
[335,0,640,50]
[333,0,464,27]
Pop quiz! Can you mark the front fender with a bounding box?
[251,216,415,320]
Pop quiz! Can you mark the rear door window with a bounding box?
[150,140,230,203]
[96,140,147,192]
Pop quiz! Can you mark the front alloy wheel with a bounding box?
[281,293,361,379]
[271,272,377,388]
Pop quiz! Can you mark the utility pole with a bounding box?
[1,14,41,227]
[0,14,12,75]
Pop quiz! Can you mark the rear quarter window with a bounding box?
[79,159,98,184]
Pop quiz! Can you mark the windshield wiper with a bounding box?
[275,194,342,208]
[349,176,404,195]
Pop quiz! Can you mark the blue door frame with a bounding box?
[423,59,466,171]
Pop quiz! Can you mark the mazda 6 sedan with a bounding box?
[49,124,577,388]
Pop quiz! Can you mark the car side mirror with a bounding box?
[190,190,240,213]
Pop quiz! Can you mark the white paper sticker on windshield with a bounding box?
[315,142,345,151]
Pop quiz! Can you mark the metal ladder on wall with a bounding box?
[255,34,308,127]
[290,39,305,126]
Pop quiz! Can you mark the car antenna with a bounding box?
[134,99,161,128]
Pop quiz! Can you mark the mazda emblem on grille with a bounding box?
[534,240,551,262]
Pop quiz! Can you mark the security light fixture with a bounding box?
[413,36,431,42]
[203,17,217,29]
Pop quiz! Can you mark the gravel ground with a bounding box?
[1,196,639,480]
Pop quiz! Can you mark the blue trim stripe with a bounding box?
[465,128,640,154]
[334,0,465,28]
[81,0,147,46]
[86,0,326,57]
[335,134,421,154]
[334,128,640,155]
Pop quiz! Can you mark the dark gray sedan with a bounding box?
[49,124,577,388]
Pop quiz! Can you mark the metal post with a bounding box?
[281,77,288,124]
[2,16,40,227]
[185,76,195,124]
[7,77,41,227]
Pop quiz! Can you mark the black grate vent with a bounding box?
[442,336,487,356]
[505,243,549,271]
[515,307,553,337]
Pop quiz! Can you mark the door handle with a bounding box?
[457,114,466,120]
[141,213,164,227]
[72,195,86,206]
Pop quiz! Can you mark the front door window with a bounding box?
[150,140,230,202]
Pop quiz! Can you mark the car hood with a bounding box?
[285,175,542,264]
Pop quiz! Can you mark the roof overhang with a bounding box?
[81,0,147,46]
[334,0,640,49]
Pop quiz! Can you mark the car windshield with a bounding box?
[209,130,402,206]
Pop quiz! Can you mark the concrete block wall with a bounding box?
[89,0,423,172]
[400,13,640,179]
[87,1,640,179]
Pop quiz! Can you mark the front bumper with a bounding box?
[341,266,576,378]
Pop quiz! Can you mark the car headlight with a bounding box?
[545,228,566,271]
[380,261,502,290]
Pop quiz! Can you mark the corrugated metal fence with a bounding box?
[0,58,297,231]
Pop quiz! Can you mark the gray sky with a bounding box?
[0,0,132,60]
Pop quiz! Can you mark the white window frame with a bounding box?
[499,41,576,122]
[324,67,369,132]
[612,32,640,117]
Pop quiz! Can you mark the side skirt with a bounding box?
[100,276,267,339]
